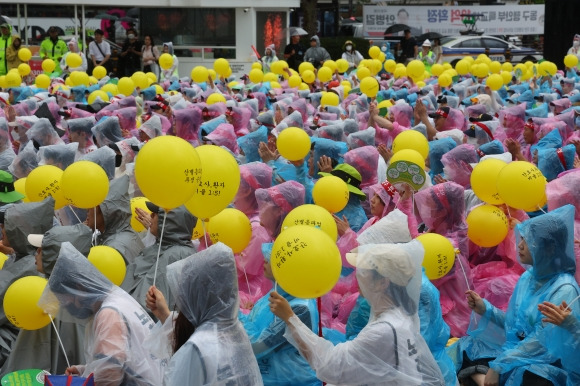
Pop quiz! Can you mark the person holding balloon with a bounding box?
[6,35,24,71]
[1,224,92,374]
[160,42,179,81]
[59,38,87,74]
[40,27,68,77]
[269,242,445,385]
[450,205,580,386]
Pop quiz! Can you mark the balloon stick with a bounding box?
[68,205,82,224]
[49,314,71,369]
[242,267,252,298]
[566,295,580,311]
[201,219,209,249]
[456,252,471,291]
[152,211,167,288]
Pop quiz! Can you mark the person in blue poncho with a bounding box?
[239,245,320,386]
[449,205,580,386]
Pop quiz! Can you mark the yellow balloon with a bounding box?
[282,204,338,241]
[18,47,32,62]
[270,81,281,89]
[564,54,579,68]
[360,76,379,97]
[88,246,126,286]
[146,72,157,83]
[208,208,252,253]
[390,148,426,170]
[136,136,201,211]
[0,76,9,88]
[208,69,217,82]
[185,145,239,220]
[130,197,151,232]
[455,60,470,76]
[192,218,205,240]
[153,84,164,95]
[0,252,7,269]
[87,90,110,104]
[322,60,336,74]
[430,63,444,76]
[299,61,315,75]
[489,61,501,74]
[416,233,456,280]
[501,62,513,72]
[101,83,118,95]
[369,46,381,59]
[14,178,29,202]
[61,161,109,209]
[522,193,547,213]
[501,70,512,85]
[497,161,546,210]
[466,205,509,247]
[206,93,226,105]
[270,61,283,75]
[470,159,507,205]
[66,53,82,68]
[25,165,66,209]
[252,62,262,70]
[70,71,90,87]
[320,92,339,107]
[93,65,107,80]
[213,58,230,76]
[357,66,371,80]
[299,82,310,91]
[288,74,301,88]
[438,73,452,88]
[336,59,349,73]
[42,59,56,73]
[249,69,264,84]
[384,59,397,73]
[302,70,315,84]
[191,66,209,83]
[117,77,135,96]
[4,276,51,330]
[263,72,278,83]
[277,127,311,161]
[5,71,21,88]
[407,60,425,79]
[18,63,31,76]
[486,73,504,91]
[88,76,99,85]
[131,71,149,89]
[392,130,429,159]
[159,53,174,70]
[312,176,349,213]
[272,226,341,298]
[318,66,333,82]
[394,66,407,79]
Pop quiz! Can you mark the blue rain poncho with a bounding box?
[537,144,576,181]
[240,288,319,385]
[238,126,268,163]
[448,205,580,386]
[311,138,347,175]
[428,137,456,179]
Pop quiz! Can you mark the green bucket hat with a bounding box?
[319,163,366,201]
[0,171,25,204]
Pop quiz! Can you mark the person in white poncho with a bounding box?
[269,242,445,386]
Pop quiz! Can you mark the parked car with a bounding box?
[440,35,542,66]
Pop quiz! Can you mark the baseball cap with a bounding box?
[0,171,25,204]
[469,113,494,122]
[145,201,160,214]
[429,106,450,119]
[28,234,44,248]
[318,163,366,200]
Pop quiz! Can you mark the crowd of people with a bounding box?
[0,25,578,386]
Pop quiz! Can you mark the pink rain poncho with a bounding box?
[112,107,137,137]
[415,182,473,337]
[499,104,526,142]
[347,127,375,149]
[228,106,252,136]
[255,180,305,239]
[441,144,478,188]
[344,145,379,216]
[174,107,202,146]
[204,123,239,155]
[234,162,274,310]
[547,169,580,285]
[439,107,467,132]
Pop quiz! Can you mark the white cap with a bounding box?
[422,39,431,47]
[28,234,44,248]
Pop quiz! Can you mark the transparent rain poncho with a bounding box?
[237,126,268,163]
[343,145,379,188]
[26,118,64,147]
[38,142,78,170]
[91,116,124,147]
[199,115,227,142]
[235,162,273,217]
[428,137,457,179]
[311,138,348,175]
[8,141,38,179]
[174,107,202,146]
[466,120,500,146]
[80,145,116,180]
[389,104,413,127]
[40,223,93,276]
[499,104,526,141]
[478,139,505,157]
[39,242,162,385]
[112,106,137,133]
[139,114,163,140]
[346,127,376,149]
[439,107,467,132]
[317,124,345,142]
[0,117,15,171]
[67,116,96,135]
[163,243,263,385]
[283,242,445,385]
[229,106,252,135]
[256,181,305,239]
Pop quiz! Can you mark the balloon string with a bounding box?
[49,314,71,369]
[242,266,253,298]
[273,281,278,324]
[91,207,100,247]
[152,211,167,288]
[505,205,512,219]
[201,219,209,249]
[537,205,547,214]
[317,297,323,338]
[566,295,580,311]
[68,205,82,224]
[456,253,471,291]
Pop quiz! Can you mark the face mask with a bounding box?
[10,129,19,142]
[127,34,135,39]
[574,41,580,48]
[381,46,387,52]
[345,45,352,51]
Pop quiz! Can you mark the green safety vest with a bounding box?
[419,51,434,74]
[0,34,12,76]
[40,38,68,75]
